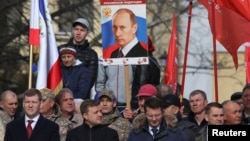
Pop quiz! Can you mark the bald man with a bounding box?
[0,90,18,134]
[222,100,242,125]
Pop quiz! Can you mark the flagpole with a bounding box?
[181,0,193,98]
[28,45,33,89]
[211,1,219,102]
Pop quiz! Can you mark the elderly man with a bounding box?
[0,90,18,134]
[222,100,242,125]
[39,88,72,141]
[55,88,83,129]
[0,90,18,125]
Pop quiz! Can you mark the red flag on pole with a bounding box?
[198,0,250,69]
[29,0,62,92]
[164,14,178,94]
[216,0,250,21]
[245,44,250,83]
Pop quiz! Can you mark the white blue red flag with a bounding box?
[29,0,62,92]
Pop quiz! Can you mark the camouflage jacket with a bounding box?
[102,109,133,141]
[44,104,72,141]
[0,117,5,141]
[68,113,83,129]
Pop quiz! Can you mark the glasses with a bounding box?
[146,113,162,119]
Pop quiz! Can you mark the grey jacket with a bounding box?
[95,57,133,103]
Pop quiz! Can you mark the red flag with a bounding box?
[30,0,62,92]
[164,14,178,94]
[198,0,250,69]
[245,44,250,83]
[216,0,250,21]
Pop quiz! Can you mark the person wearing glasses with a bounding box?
[127,97,186,141]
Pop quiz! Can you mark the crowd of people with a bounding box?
[1,15,250,141]
[1,84,249,141]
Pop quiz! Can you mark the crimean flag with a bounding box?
[164,14,178,94]
[245,44,250,83]
[198,0,250,69]
[29,0,62,92]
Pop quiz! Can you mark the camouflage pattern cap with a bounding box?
[39,88,55,100]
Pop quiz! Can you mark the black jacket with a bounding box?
[66,123,119,141]
[131,54,161,109]
[59,38,98,89]
[4,115,60,141]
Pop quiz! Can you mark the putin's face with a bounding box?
[112,11,137,48]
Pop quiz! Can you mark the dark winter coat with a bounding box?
[131,54,161,109]
[61,60,91,100]
[128,118,187,141]
[66,123,119,141]
[59,38,98,89]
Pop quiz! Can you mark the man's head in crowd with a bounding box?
[39,88,56,116]
[0,90,18,117]
[189,89,208,114]
[222,100,242,125]
[72,18,90,44]
[22,88,42,119]
[230,91,243,108]
[55,88,75,118]
[136,84,158,113]
[98,89,116,115]
[144,97,163,128]
[80,99,102,128]
[205,102,224,125]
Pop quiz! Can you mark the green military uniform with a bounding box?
[102,109,133,141]
[43,104,72,141]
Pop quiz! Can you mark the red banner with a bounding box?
[245,45,250,83]
[164,14,178,94]
[198,0,250,69]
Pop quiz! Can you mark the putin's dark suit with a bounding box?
[4,115,60,141]
[111,42,148,58]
